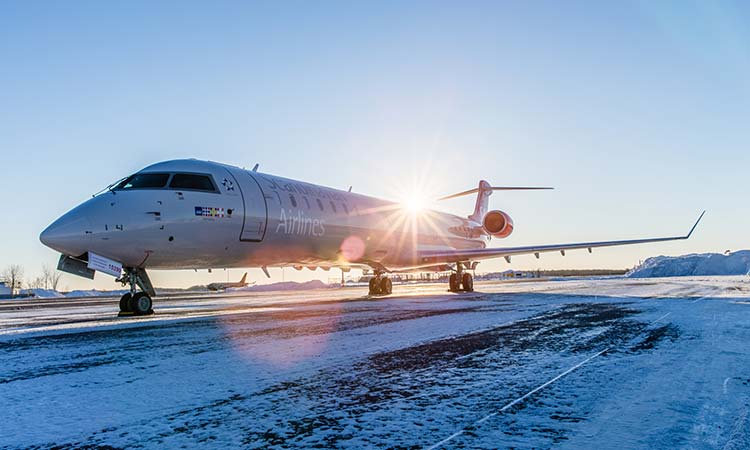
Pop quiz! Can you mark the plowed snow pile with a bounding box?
[628,250,750,278]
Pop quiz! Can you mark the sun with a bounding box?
[382,162,439,216]
[400,192,428,213]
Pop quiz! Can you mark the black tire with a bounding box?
[119,293,132,312]
[129,292,152,315]
[368,277,381,295]
[462,273,474,292]
[449,273,460,292]
[380,277,393,295]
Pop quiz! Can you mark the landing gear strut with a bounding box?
[116,268,155,316]
[368,271,393,296]
[449,263,474,293]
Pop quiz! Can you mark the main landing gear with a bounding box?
[449,263,474,293]
[116,268,156,316]
[368,271,393,296]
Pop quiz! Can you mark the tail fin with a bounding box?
[239,272,248,284]
[438,182,553,223]
[470,180,493,223]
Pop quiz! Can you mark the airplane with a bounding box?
[206,272,253,291]
[39,159,704,316]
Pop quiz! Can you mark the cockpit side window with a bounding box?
[169,173,218,193]
[115,173,170,190]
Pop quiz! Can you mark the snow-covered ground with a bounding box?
[1,276,749,449]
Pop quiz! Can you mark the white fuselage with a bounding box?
[41,159,489,272]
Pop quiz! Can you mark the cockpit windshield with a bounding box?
[169,173,217,192]
[114,173,170,190]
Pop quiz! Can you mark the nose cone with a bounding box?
[40,210,92,257]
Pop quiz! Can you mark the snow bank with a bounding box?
[628,250,750,278]
[19,289,64,299]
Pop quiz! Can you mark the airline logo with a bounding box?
[220,178,235,191]
[276,208,325,237]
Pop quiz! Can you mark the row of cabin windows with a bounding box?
[288,193,354,215]
[114,172,218,193]
[114,172,357,214]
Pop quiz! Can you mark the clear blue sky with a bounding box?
[1,1,747,290]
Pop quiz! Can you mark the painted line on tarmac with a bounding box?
[425,348,610,450]
[652,312,671,323]
[425,307,675,449]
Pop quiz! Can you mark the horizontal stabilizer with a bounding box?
[438,186,553,201]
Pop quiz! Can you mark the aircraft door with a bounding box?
[234,170,268,241]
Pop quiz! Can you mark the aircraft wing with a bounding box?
[418,211,705,265]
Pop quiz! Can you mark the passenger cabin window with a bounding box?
[329,201,337,213]
[303,196,311,209]
[341,203,349,215]
[115,173,170,190]
[169,173,217,192]
[289,194,298,208]
[316,198,324,211]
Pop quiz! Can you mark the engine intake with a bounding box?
[482,210,514,238]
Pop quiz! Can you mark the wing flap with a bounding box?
[419,211,705,264]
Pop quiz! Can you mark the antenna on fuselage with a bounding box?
[252,164,259,172]
[348,186,352,192]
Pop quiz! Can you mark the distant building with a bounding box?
[476,270,540,280]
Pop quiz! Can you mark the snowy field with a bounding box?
[1,276,750,449]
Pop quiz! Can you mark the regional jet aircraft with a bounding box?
[206,272,253,291]
[40,159,704,316]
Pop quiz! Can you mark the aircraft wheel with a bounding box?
[129,292,153,315]
[449,273,460,292]
[380,277,393,295]
[462,273,474,292]
[368,277,381,295]
[119,293,132,312]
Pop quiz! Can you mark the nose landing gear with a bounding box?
[116,268,155,316]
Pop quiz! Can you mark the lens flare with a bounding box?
[340,235,366,262]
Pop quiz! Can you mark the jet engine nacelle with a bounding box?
[482,210,514,238]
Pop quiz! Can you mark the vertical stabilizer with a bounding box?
[469,180,493,223]
[239,272,248,284]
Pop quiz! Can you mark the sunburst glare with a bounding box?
[400,192,429,213]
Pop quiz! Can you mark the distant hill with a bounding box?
[628,250,750,278]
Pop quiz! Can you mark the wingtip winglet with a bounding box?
[686,210,706,238]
